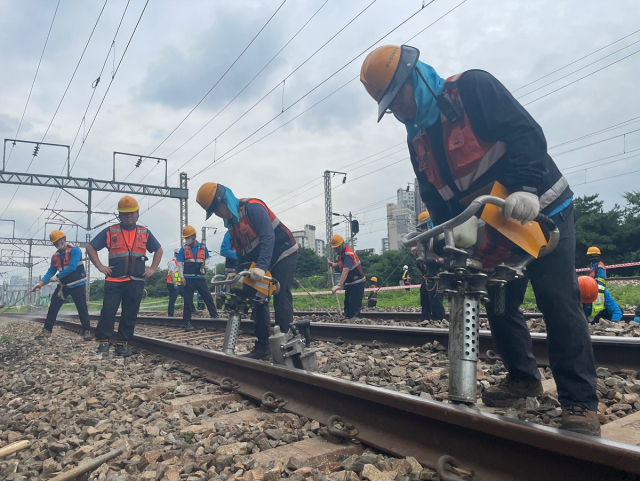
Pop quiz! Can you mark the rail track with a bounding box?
[6,313,639,480]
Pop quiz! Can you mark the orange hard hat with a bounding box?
[196,183,227,220]
[49,230,66,243]
[586,246,601,256]
[360,45,419,122]
[117,195,139,213]
[578,276,599,304]
[331,234,344,248]
[418,210,431,224]
[182,225,197,238]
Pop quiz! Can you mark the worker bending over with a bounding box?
[360,45,599,435]
[328,235,365,319]
[578,276,622,323]
[585,247,622,322]
[33,230,91,340]
[167,247,182,317]
[196,182,298,360]
[86,195,163,357]
[415,211,446,323]
[178,225,218,331]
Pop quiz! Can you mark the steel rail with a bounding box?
[11,313,640,371]
[26,317,640,480]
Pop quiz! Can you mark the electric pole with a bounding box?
[180,172,188,242]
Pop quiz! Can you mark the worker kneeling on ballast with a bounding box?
[360,44,599,435]
[328,235,366,319]
[582,247,622,322]
[33,230,92,341]
[196,182,298,360]
[178,225,218,331]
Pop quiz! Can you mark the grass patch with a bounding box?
[0,334,13,344]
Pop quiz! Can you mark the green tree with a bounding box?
[295,247,326,279]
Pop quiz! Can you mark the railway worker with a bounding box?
[221,231,237,274]
[86,195,163,357]
[414,211,446,323]
[328,234,366,319]
[367,276,379,308]
[177,225,218,331]
[33,230,91,341]
[586,247,622,322]
[360,45,600,435]
[196,182,298,360]
[401,265,411,291]
[634,304,640,324]
[578,276,622,323]
[167,247,182,317]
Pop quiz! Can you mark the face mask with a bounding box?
[57,243,66,252]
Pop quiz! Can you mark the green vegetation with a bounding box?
[0,334,13,344]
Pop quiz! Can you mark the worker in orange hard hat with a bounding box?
[366,276,379,308]
[177,225,217,331]
[196,182,298,360]
[86,195,163,357]
[33,230,92,341]
[328,234,365,318]
[361,45,599,436]
[413,211,446,323]
[584,247,622,322]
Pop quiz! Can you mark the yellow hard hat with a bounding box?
[196,183,227,220]
[587,246,601,256]
[182,225,197,238]
[117,195,139,213]
[331,234,344,248]
[49,230,66,244]
[371,276,378,282]
[360,45,419,122]
[418,210,431,224]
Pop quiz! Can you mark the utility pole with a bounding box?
[180,172,188,242]
[27,243,32,313]
[324,170,347,261]
[85,233,91,304]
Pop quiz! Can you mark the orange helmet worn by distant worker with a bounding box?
[331,234,345,248]
[182,225,197,238]
[586,246,601,256]
[360,45,419,122]
[196,183,227,220]
[578,276,599,304]
[418,211,431,224]
[49,230,66,244]
[370,276,378,283]
[118,195,139,213]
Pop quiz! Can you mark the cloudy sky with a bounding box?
[1,0,639,281]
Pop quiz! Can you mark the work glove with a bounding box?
[50,275,59,283]
[503,191,540,225]
[248,268,265,282]
[31,284,42,292]
[331,285,341,294]
[227,273,244,291]
[57,287,65,300]
[411,246,418,255]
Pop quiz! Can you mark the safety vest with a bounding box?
[107,224,148,281]
[51,245,86,287]
[338,246,365,286]
[166,258,181,285]
[589,261,607,286]
[183,244,207,277]
[410,71,565,210]
[368,284,378,301]
[588,261,606,314]
[229,198,298,269]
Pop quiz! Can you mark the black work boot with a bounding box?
[35,329,52,340]
[114,342,132,357]
[82,330,93,341]
[481,374,543,407]
[244,342,271,360]
[97,342,110,356]
[184,321,196,332]
[560,405,601,437]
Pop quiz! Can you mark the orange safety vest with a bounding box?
[51,245,86,286]
[338,246,365,286]
[107,224,149,281]
[183,244,207,277]
[411,72,507,203]
[230,198,298,268]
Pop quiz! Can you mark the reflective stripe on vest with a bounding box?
[338,247,365,285]
[52,245,87,286]
[411,71,567,209]
[107,225,148,279]
[589,262,607,286]
[52,246,74,271]
[167,259,181,284]
[183,245,207,277]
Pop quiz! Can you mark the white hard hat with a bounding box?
[403,265,408,269]
[174,247,180,254]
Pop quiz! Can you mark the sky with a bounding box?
[1,0,639,282]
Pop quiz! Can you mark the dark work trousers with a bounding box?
[44,283,91,332]
[183,277,217,321]
[166,282,181,317]
[96,280,145,342]
[344,281,365,319]
[486,203,598,411]
[420,278,446,321]
[254,252,297,345]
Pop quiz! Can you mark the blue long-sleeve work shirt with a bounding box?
[220,231,237,260]
[42,247,86,288]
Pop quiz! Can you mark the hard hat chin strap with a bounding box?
[414,68,462,124]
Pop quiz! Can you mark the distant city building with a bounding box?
[386,203,414,250]
[356,248,375,256]
[381,238,389,253]
[315,238,325,257]
[397,187,415,212]
[291,224,316,250]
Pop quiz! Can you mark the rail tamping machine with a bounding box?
[403,185,559,404]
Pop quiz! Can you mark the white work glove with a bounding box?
[332,285,341,294]
[248,268,265,282]
[50,275,59,283]
[503,191,540,225]
[227,273,244,291]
